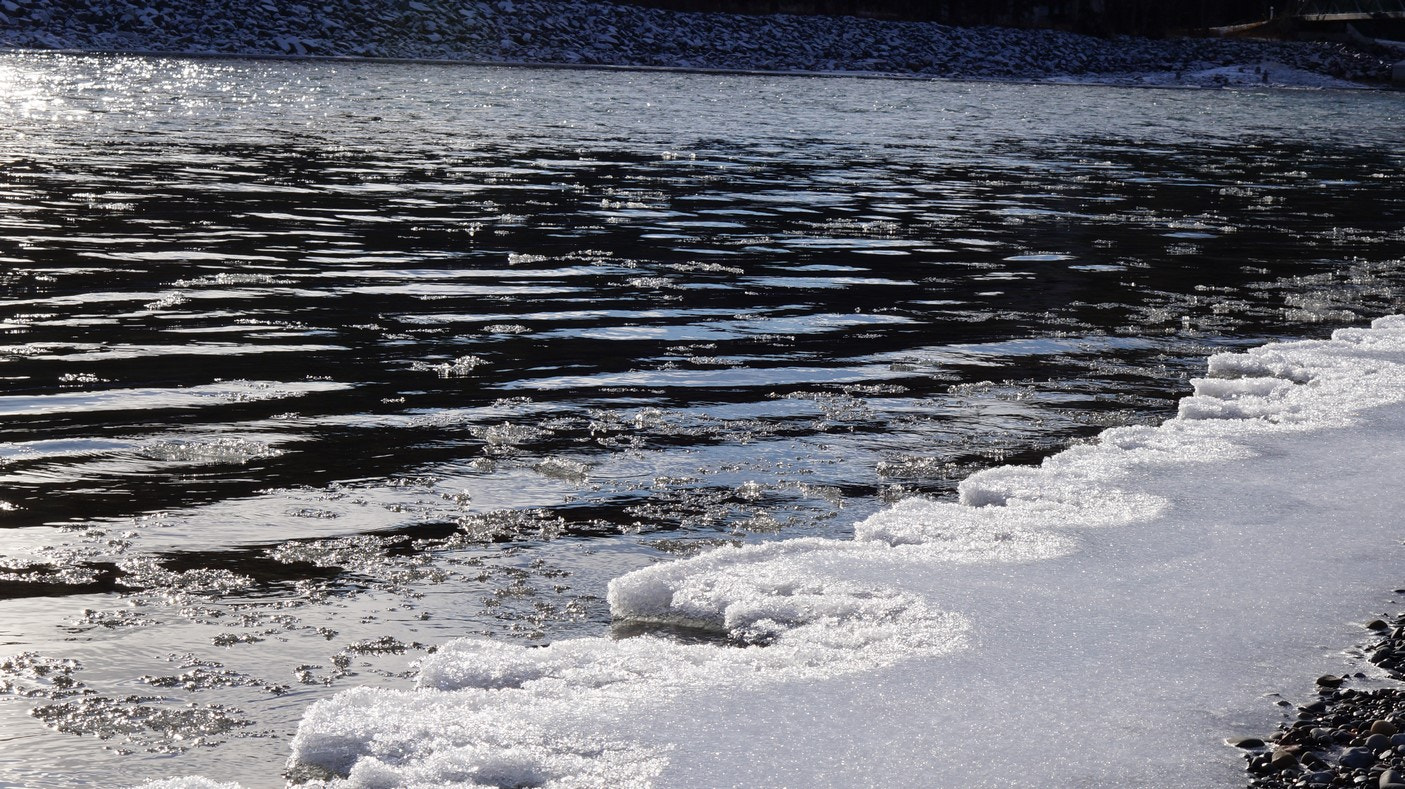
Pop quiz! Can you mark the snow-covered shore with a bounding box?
[236,316,1405,788]
[0,0,1393,87]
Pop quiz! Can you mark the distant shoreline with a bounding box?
[1,45,1387,92]
[0,0,1392,89]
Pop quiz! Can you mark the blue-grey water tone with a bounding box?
[0,52,1402,787]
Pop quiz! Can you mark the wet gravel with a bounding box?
[1247,609,1405,789]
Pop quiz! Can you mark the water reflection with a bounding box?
[0,52,1403,786]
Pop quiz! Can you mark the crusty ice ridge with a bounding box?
[260,314,1405,788]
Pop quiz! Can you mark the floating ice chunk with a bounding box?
[138,436,284,465]
[533,456,590,483]
[172,272,282,287]
[412,354,488,378]
[0,652,87,699]
[473,421,546,448]
[143,292,190,310]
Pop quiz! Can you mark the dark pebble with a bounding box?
[1343,747,1377,769]
[1380,767,1405,788]
[1230,737,1267,749]
[1368,733,1393,752]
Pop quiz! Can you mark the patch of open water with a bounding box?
[0,51,1402,786]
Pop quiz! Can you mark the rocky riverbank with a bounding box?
[1245,608,1405,789]
[0,0,1394,87]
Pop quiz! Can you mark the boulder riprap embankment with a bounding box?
[0,0,1392,86]
[1246,611,1405,789]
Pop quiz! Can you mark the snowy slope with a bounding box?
[253,318,1405,788]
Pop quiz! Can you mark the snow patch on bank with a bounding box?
[269,316,1405,787]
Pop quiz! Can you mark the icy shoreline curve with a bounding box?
[0,0,1391,88]
[249,319,1405,788]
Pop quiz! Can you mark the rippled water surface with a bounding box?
[0,52,1403,787]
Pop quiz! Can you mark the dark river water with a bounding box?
[0,52,1402,787]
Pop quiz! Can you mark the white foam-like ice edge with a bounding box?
[260,315,1405,789]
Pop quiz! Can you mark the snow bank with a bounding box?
[278,315,1405,787]
[0,0,1390,86]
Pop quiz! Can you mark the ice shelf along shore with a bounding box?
[148,315,1405,787]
